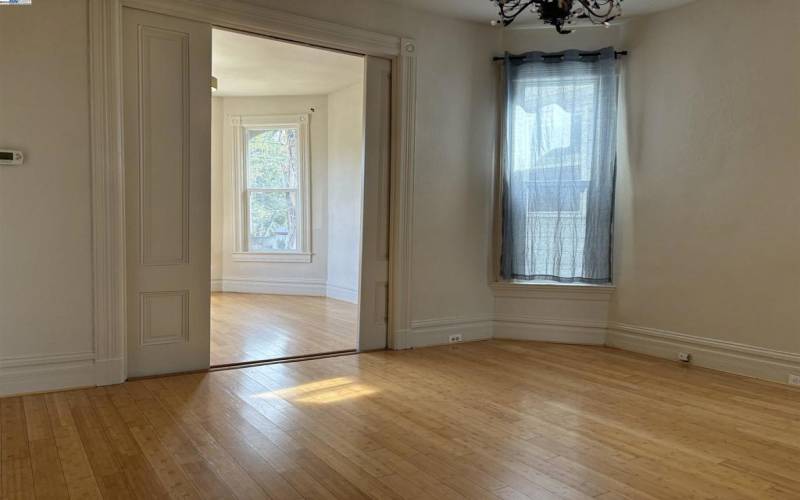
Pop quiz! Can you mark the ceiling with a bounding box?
[212,29,364,97]
[380,0,696,27]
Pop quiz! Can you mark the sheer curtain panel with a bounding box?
[500,48,620,284]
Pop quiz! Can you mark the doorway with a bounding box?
[121,7,393,377]
[210,29,365,366]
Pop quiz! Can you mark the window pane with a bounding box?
[248,191,298,251]
[246,127,299,189]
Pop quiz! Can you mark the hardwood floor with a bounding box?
[211,293,358,366]
[3,340,800,499]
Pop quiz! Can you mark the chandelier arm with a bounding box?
[576,0,618,20]
[493,0,622,32]
[498,0,540,27]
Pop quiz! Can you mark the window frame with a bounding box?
[230,114,312,263]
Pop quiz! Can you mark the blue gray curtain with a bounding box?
[500,48,619,284]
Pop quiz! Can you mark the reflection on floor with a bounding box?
[211,292,357,366]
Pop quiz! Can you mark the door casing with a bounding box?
[88,0,418,384]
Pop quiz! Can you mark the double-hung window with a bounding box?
[232,114,311,262]
[500,48,620,284]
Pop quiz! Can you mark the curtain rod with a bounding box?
[493,50,628,61]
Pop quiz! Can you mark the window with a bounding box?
[500,49,619,284]
[232,114,311,262]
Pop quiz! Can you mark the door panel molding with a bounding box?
[140,290,190,346]
[137,25,191,266]
[89,0,417,384]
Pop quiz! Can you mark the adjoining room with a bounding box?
[210,29,365,365]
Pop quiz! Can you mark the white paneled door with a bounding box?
[358,56,392,351]
[123,8,212,377]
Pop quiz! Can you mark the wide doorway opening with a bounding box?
[210,29,366,366]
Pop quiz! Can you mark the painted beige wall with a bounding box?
[502,24,624,55]
[327,82,365,302]
[0,0,94,358]
[610,0,800,354]
[218,95,330,286]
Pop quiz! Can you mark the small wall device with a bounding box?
[0,149,24,166]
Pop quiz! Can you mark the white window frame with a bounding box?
[230,114,312,263]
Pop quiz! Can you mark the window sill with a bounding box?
[490,280,615,300]
[232,252,312,263]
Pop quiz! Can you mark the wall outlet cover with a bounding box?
[678,352,691,363]
[448,334,463,343]
[789,374,800,386]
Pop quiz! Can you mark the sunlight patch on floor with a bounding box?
[253,376,379,404]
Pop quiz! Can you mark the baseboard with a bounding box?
[607,322,800,385]
[401,316,494,349]
[326,284,358,304]
[210,278,223,292]
[494,315,607,345]
[0,352,96,397]
[219,278,326,296]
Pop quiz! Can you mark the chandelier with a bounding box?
[491,0,623,33]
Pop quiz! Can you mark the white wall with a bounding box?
[326,83,364,304]
[0,0,96,393]
[216,95,330,295]
[606,0,800,382]
[502,24,624,55]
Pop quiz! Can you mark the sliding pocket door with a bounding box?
[123,8,212,377]
[358,56,392,351]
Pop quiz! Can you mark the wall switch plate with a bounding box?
[448,334,463,344]
[789,374,800,386]
[678,352,691,363]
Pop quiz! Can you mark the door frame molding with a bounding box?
[88,0,417,385]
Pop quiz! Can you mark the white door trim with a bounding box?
[88,0,417,384]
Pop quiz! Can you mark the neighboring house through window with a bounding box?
[231,114,312,262]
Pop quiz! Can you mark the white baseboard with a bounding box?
[219,278,326,296]
[0,352,96,397]
[210,278,223,292]
[326,284,358,304]
[607,322,800,386]
[494,315,607,345]
[399,316,494,349]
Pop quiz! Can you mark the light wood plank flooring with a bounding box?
[211,293,357,366]
[3,340,800,499]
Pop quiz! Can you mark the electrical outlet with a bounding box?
[789,374,800,386]
[678,352,691,363]
[448,334,463,344]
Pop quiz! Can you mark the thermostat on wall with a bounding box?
[0,149,24,165]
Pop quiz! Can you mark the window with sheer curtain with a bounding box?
[500,48,620,284]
